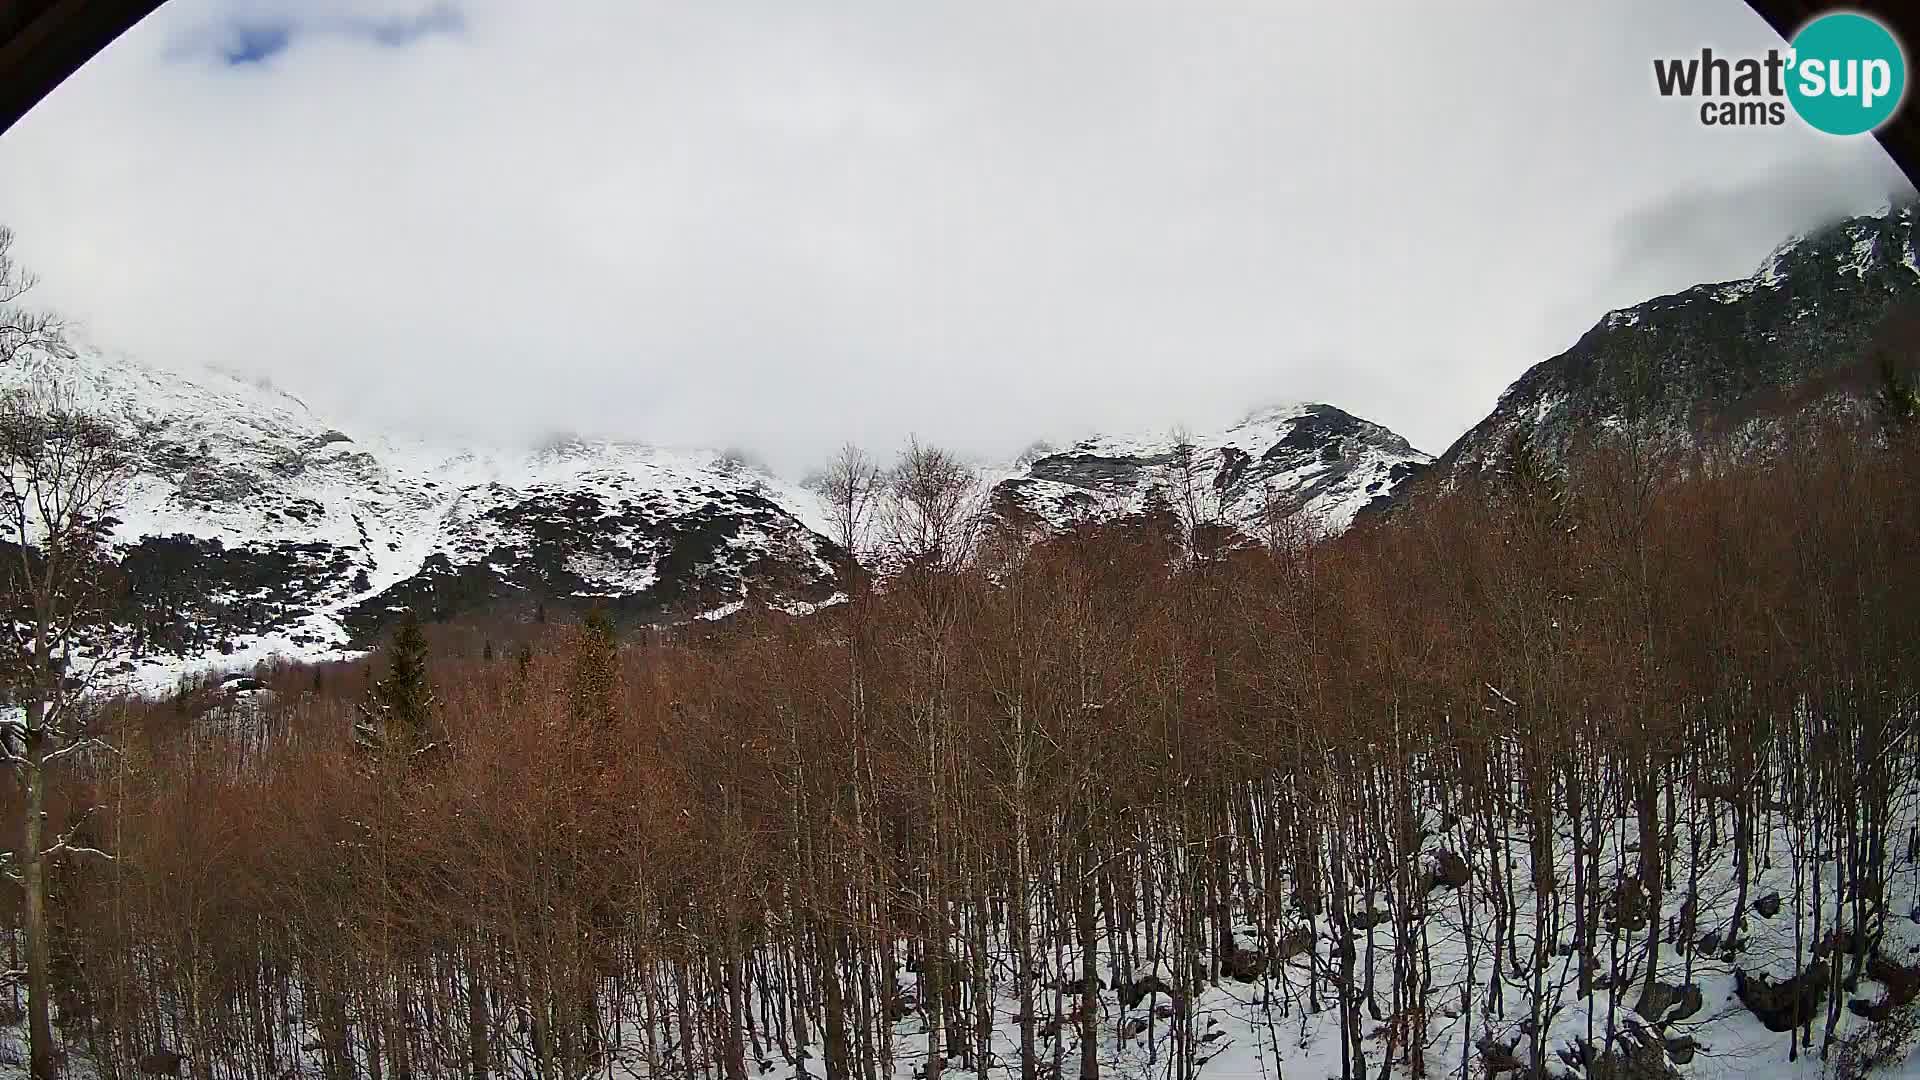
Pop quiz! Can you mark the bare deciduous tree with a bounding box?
[0,229,68,368]
[0,381,133,1080]
[809,442,883,573]
[884,438,982,575]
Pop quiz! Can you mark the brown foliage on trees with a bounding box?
[10,422,1920,1080]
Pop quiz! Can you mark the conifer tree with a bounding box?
[1876,353,1918,429]
[570,607,620,733]
[1500,422,1565,517]
[356,610,436,756]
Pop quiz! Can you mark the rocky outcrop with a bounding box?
[1734,965,1830,1032]
[992,403,1431,540]
[1426,200,1920,491]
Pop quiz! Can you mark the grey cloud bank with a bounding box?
[0,0,1910,474]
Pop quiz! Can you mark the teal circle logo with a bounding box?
[1787,13,1906,135]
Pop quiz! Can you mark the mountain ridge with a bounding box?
[32,202,1920,691]
[1426,199,1920,485]
[10,350,1426,692]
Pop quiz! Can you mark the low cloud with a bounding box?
[1608,144,1914,297]
[0,0,1907,474]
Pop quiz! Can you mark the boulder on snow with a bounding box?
[1754,891,1783,919]
[1219,940,1266,983]
[1476,1036,1525,1076]
[1669,984,1705,1023]
[1349,907,1392,931]
[1275,924,1315,961]
[1604,877,1651,933]
[1118,970,1175,1010]
[1635,981,1704,1024]
[1420,849,1471,895]
[1546,1001,1681,1080]
[1734,965,1829,1032]
[1851,955,1920,1022]
[1056,973,1103,996]
[137,1051,186,1077]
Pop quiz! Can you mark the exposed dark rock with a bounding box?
[1422,202,1920,494]
[995,403,1430,542]
[137,1051,186,1077]
[1213,447,1251,492]
[1636,981,1703,1024]
[1219,938,1266,983]
[109,534,353,655]
[1421,850,1471,895]
[1553,1013,1680,1079]
[1056,974,1104,996]
[1734,965,1830,1032]
[1275,925,1315,961]
[1118,972,1174,1010]
[1476,1037,1525,1075]
[1350,907,1392,931]
[1026,451,1177,494]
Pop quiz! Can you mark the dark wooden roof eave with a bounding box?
[0,0,166,135]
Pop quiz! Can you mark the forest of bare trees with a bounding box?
[10,416,1920,1080]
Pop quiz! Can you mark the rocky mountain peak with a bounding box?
[1435,199,1920,484]
[989,401,1431,538]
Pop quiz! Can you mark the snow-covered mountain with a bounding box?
[9,350,1423,690]
[10,351,846,690]
[990,403,1430,539]
[40,201,1920,692]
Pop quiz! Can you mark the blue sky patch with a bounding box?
[221,20,293,65]
[200,3,465,68]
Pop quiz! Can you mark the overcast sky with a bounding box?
[0,0,1910,472]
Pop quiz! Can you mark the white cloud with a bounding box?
[0,0,1908,473]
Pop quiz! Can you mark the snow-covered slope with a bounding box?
[6,350,846,691]
[990,403,1431,539]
